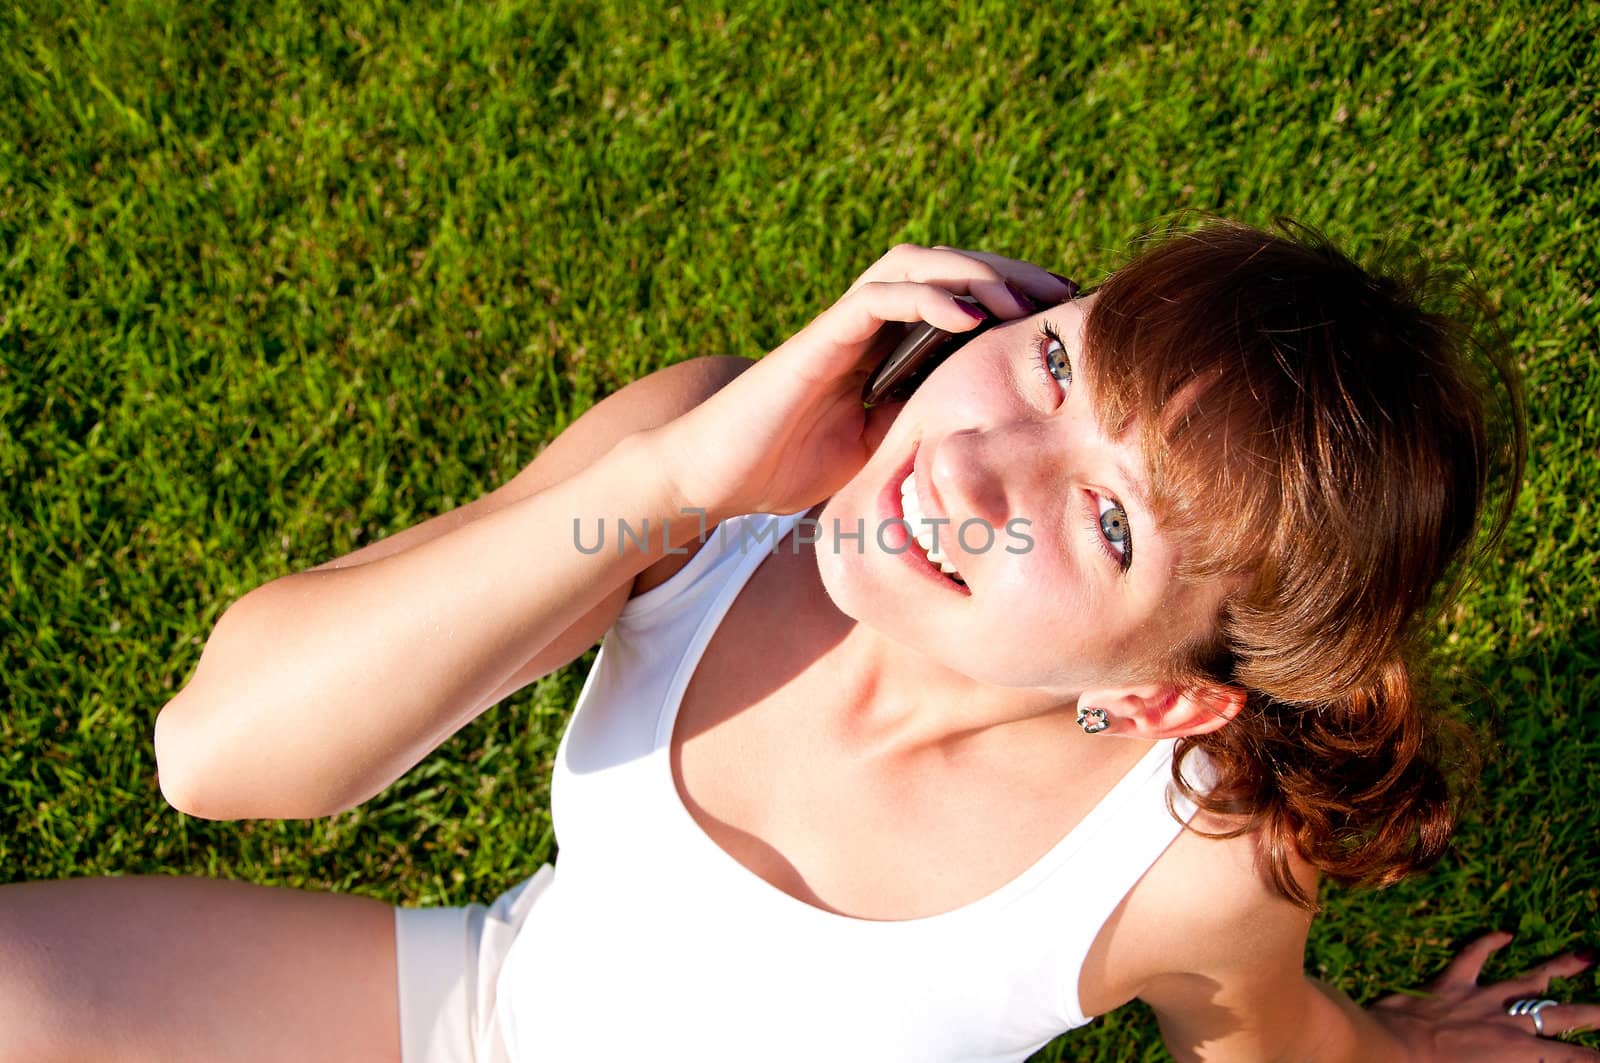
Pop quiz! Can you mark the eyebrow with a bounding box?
[1112,459,1158,527]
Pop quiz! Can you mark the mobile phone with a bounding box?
[859,298,998,407]
[859,285,1092,407]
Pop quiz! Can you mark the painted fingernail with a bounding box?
[1048,272,1081,297]
[1004,281,1038,313]
[1576,946,1599,965]
[954,300,988,322]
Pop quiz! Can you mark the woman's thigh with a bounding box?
[0,874,400,1063]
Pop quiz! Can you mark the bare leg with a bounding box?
[0,875,401,1063]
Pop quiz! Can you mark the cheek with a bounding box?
[978,547,1177,685]
[912,342,1010,412]
[992,519,1088,606]
[961,576,1104,686]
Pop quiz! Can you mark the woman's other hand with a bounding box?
[648,244,1075,523]
[1368,931,1600,1060]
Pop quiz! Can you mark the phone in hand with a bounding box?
[859,286,1090,407]
[859,297,998,407]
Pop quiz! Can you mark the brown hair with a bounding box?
[1084,217,1525,910]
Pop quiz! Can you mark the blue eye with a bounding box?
[1094,494,1133,572]
[1098,497,1129,553]
[1034,323,1072,401]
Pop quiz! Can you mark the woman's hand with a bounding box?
[648,244,1074,523]
[1368,931,1600,1060]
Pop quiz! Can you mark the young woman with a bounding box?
[2,221,1594,1062]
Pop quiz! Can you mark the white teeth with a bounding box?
[899,473,965,582]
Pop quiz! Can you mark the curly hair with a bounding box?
[1083,217,1526,910]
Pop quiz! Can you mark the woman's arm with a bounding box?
[1148,937,1600,1061]
[1141,953,1409,1062]
[1129,834,1372,1063]
[1133,831,1600,1061]
[154,355,751,821]
[154,244,1068,822]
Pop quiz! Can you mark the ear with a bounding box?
[1078,681,1246,740]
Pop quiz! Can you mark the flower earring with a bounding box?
[1076,706,1110,734]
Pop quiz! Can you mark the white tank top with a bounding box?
[495,510,1206,1062]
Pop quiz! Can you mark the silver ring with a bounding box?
[1506,997,1558,1037]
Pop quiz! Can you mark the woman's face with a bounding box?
[816,295,1227,698]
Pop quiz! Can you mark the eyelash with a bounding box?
[1032,323,1134,574]
[1085,500,1133,574]
[1032,321,1070,404]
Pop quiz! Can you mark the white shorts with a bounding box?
[393,864,553,1063]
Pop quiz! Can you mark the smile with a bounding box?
[895,467,969,591]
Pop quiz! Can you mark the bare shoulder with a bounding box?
[1104,817,1339,1062]
[1082,811,1319,1015]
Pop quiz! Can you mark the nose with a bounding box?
[926,420,1059,538]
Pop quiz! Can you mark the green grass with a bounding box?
[2,0,1596,1057]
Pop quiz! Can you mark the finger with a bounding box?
[930,244,1082,303]
[1506,1002,1600,1041]
[1497,952,1600,997]
[847,243,980,294]
[1436,931,1517,989]
[850,244,1072,316]
[1457,1023,1600,1061]
[816,281,990,351]
[849,245,1028,318]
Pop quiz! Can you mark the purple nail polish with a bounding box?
[1048,272,1081,298]
[1577,946,1599,965]
[954,300,988,322]
[1004,281,1037,313]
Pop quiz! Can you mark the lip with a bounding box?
[879,445,917,531]
[879,441,971,596]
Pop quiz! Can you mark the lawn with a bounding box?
[2,0,1596,1058]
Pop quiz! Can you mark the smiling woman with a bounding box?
[3,221,1596,1063]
